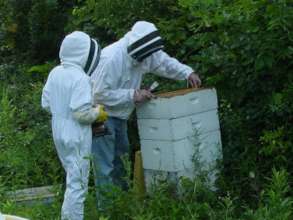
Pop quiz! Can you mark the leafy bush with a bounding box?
[0,63,62,189]
[0,0,292,218]
[1,168,291,220]
[70,0,293,203]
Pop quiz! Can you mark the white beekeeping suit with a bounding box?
[91,21,194,119]
[90,21,199,209]
[42,31,102,220]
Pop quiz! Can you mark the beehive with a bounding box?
[136,88,222,189]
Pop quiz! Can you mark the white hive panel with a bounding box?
[140,130,222,172]
[137,109,220,141]
[136,88,218,119]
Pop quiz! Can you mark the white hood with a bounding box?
[125,21,164,62]
[59,31,100,75]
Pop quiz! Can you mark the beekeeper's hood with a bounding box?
[126,21,164,62]
[59,31,101,76]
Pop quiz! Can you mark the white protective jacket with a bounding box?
[41,31,100,220]
[91,21,194,119]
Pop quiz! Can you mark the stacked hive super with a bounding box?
[136,88,222,190]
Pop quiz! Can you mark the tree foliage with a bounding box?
[0,0,292,217]
[70,0,293,201]
[0,0,73,63]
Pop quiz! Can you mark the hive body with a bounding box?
[136,88,222,189]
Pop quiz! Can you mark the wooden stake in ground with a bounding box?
[133,151,146,197]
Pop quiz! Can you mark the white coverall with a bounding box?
[90,21,194,206]
[91,21,194,119]
[42,31,101,220]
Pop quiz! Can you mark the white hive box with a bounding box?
[138,110,220,141]
[136,88,222,188]
[140,130,222,171]
[136,88,218,119]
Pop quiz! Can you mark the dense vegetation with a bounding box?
[0,0,292,219]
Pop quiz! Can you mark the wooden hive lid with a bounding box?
[156,87,212,98]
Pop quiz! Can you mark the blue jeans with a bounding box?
[92,117,129,207]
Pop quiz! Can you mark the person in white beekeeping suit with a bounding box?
[90,21,201,208]
[41,31,108,220]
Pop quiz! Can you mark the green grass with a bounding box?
[1,189,101,220]
[1,169,292,220]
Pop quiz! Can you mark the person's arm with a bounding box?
[72,105,99,124]
[147,51,201,87]
[91,59,135,107]
[72,105,108,124]
[41,76,51,113]
[70,76,101,124]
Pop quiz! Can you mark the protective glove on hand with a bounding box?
[95,105,108,122]
[134,89,156,104]
[188,73,201,88]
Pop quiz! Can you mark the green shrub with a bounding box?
[0,64,62,189]
[70,0,293,203]
[244,169,293,220]
[0,0,292,218]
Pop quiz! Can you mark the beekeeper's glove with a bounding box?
[96,105,108,122]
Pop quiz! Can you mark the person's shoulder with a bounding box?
[46,65,61,81]
[61,66,89,84]
[101,39,126,64]
[73,69,89,81]
[48,65,60,74]
[70,71,90,89]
